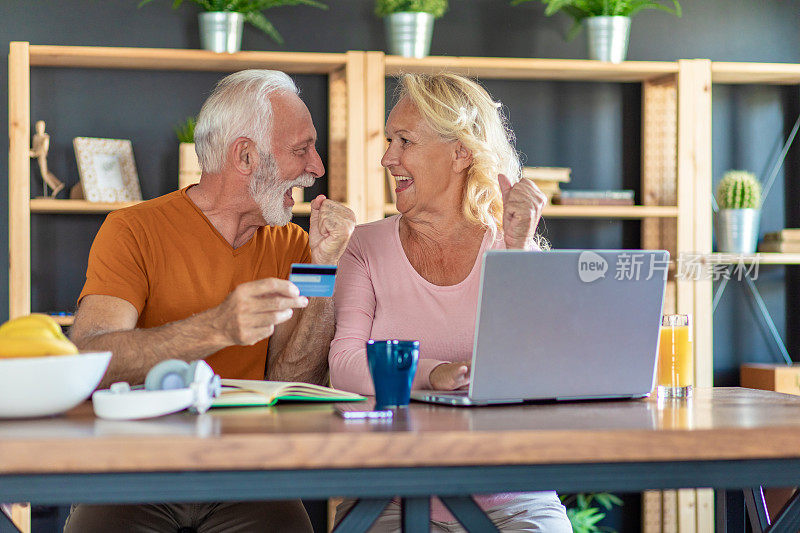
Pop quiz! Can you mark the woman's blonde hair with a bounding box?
[397,72,520,237]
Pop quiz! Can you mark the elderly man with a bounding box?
[63,70,356,532]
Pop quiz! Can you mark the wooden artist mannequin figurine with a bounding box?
[30,120,65,198]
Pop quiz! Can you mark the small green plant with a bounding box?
[561,492,623,533]
[138,0,328,45]
[175,116,196,144]
[511,0,681,39]
[717,170,762,210]
[375,0,448,18]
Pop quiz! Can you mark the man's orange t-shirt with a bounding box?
[78,188,311,379]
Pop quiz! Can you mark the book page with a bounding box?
[216,379,364,407]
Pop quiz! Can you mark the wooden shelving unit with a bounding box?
[701,61,800,389]
[9,42,367,321]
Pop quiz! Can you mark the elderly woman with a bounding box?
[329,73,570,532]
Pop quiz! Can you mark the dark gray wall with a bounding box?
[1,1,799,382]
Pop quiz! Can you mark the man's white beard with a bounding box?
[249,153,315,226]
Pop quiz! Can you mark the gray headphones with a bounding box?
[92,359,221,420]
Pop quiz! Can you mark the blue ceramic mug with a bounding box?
[366,340,419,409]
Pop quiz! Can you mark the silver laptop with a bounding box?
[410,249,668,406]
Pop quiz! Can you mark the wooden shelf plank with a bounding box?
[703,253,800,265]
[30,199,141,213]
[385,56,678,82]
[544,205,679,218]
[30,198,314,215]
[385,204,679,219]
[712,62,800,85]
[48,315,74,326]
[27,45,346,74]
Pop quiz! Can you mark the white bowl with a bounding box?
[0,351,111,418]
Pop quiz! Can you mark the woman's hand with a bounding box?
[498,174,547,250]
[429,361,471,390]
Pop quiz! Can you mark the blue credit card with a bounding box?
[289,263,337,297]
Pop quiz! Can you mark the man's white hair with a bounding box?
[194,69,298,174]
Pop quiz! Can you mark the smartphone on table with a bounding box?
[334,403,393,420]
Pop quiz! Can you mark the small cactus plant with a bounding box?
[716,170,762,210]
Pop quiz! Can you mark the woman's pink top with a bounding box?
[329,215,518,522]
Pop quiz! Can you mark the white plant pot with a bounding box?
[584,16,631,63]
[714,208,761,253]
[198,11,244,53]
[178,143,201,189]
[385,12,435,58]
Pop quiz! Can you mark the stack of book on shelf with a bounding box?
[552,189,635,206]
[758,229,800,253]
[521,167,571,201]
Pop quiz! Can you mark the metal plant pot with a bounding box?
[385,12,435,58]
[198,11,244,54]
[584,16,631,63]
[715,208,761,253]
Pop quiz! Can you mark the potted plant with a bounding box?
[175,117,201,189]
[715,170,762,254]
[510,0,681,63]
[139,0,328,53]
[375,0,448,58]
[562,492,623,533]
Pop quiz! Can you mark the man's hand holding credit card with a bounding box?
[289,264,337,297]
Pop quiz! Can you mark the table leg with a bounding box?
[766,490,800,533]
[401,497,429,533]
[0,508,21,533]
[717,490,745,533]
[332,498,391,533]
[743,487,769,532]
[439,496,499,532]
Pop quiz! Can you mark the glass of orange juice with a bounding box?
[656,314,693,398]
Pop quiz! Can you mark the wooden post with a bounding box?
[678,59,713,388]
[345,51,366,223]
[9,41,31,320]
[676,58,714,533]
[364,51,386,223]
[7,39,33,533]
[641,73,680,533]
[328,67,347,204]
[680,58,715,533]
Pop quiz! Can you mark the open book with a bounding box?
[212,379,365,408]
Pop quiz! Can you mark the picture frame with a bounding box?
[73,137,142,202]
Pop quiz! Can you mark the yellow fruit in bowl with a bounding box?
[0,314,78,358]
[0,313,66,339]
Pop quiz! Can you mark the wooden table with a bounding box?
[2,387,800,532]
